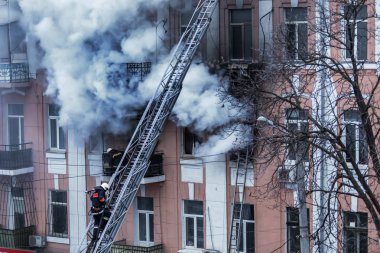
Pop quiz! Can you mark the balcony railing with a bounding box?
[111,242,163,253]
[103,153,163,177]
[126,62,152,81]
[0,226,35,249]
[0,143,33,170]
[0,63,29,83]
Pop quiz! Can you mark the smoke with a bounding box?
[18,0,249,154]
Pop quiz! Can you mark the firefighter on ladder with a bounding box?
[88,182,111,240]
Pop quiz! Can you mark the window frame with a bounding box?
[48,104,65,150]
[137,197,154,245]
[285,108,309,163]
[232,204,255,253]
[343,211,368,253]
[8,104,24,148]
[182,128,200,157]
[343,4,368,61]
[48,190,68,238]
[229,9,252,61]
[182,200,204,249]
[284,7,308,61]
[11,187,26,229]
[342,110,368,165]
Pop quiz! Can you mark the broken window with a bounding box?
[182,128,200,156]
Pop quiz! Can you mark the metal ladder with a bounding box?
[76,1,218,252]
[228,146,251,253]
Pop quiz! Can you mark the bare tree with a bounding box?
[222,0,380,251]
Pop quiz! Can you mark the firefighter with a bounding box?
[89,182,109,239]
[106,148,123,168]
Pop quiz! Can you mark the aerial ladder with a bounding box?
[228,146,251,253]
[76,0,218,252]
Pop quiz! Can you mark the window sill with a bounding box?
[46,236,69,244]
[178,248,205,253]
[46,151,66,158]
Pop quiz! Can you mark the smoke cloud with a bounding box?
[18,0,249,153]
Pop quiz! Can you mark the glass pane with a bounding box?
[344,110,360,121]
[358,213,368,228]
[242,204,254,220]
[346,23,355,58]
[196,217,204,248]
[149,213,154,242]
[52,191,67,203]
[345,230,356,253]
[359,126,368,164]
[21,118,24,144]
[357,21,367,60]
[288,226,301,253]
[346,124,356,163]
[231,10,251,23]
[184,128,195,155]
[8,104,23,115]
[139,213,147,241]
[185,217,195,246]
[298,23,308,60]
[231,25,243,59]
[52,205,67,234]
[286,24,296,59]
[138,197,154,211]
[12,187,24,198]
[285,8,307,22]
[8,118,20,145]
[184,200,203,215]
[0,25,9,59]
[50,119,57,148]
[246,222,255,253]
[359,232,368,253]
[344,5,367,20]
[49,104,60,116]
[244,24,252,60]
[59,126,65,149]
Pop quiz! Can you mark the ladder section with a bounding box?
[228,147,250,253]
[76,1,218,253]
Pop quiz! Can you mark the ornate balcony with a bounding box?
[0,63,30,84]
[0,226,35,249]
[0,143,33,176]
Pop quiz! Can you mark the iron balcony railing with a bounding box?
[0,225,35,249]
[126,62,152,81]
[110,241,163,253]
[0,63,30,83]
[0,143,33,170]
[103,153,163,177]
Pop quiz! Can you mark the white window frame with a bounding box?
[343,5,368,61]
[48,104,65,150]
[342,111,368,193]
[7,104,24,148]
[182,200,204,249]
[232,219,255,253]
[48,190,68,238]
[137,197,154,245]
[285,109,309,164]
[284,8,308,61]
[229,9,252,61]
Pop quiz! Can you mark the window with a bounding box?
[286,207,310,253]
[343,110,368,164]
[49,190,68,237]
[343,212,368,253]
[284,8,308,60]
[0,24,9,60]
[183,200,204,248]
[286,108,309,161]
[232,204,255,253]
[12,187,25,229]
[344,5,367,61]
[49,104,65,150]
[8,104,24,149]
[137,197,154,244]
[180,2,196,35]
[230,9,252,60]
[182,128,200,156]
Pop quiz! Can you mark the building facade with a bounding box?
[0,0,379,253]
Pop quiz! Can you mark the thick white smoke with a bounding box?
[18,0,249,153]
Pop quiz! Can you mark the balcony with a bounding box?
[111,241,163,253]
[0,143,33,176]
[0,226,35,249]
[103,153,165,183]
[0,63,30,85]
